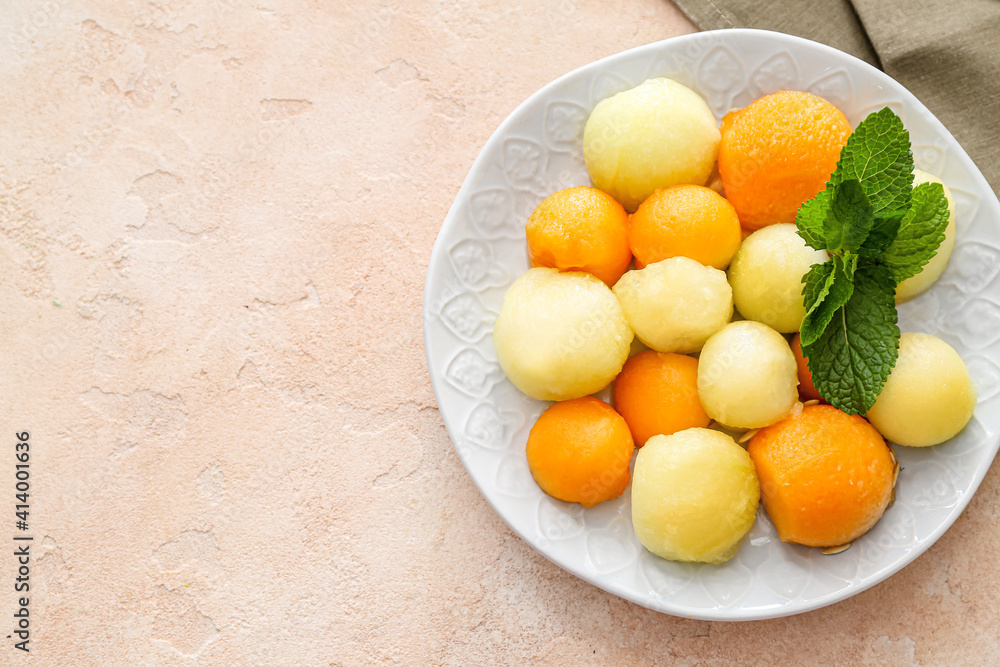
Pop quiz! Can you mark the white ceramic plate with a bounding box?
[423,29,1000,620]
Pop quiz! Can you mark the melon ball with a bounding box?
[896,169,957,302]
[632,428,760,564]
[728,223,828,332]
[493,268,633,401]
[697,321,799,429]
[612,257,732,354]
[583,78,720,212]
[867,332,976,447]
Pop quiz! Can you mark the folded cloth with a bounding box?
[672,0,1000,194]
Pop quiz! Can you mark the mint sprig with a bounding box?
[795,107,950,415]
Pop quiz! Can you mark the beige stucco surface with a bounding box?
[1,1,999,664]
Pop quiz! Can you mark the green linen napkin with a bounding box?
[672,0,1000,194]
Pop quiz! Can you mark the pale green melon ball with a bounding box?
[612,257,732,354]
[632,428,760,564]
[697,321,799,429]
[583,78,720,212]
[867,332,976,447]
[728,223,828,332]
[896,169,957,302]
[493,268,633,401]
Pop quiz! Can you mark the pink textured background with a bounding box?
[1,1,998,664]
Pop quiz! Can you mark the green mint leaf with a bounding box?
[858,212,904,257]
[796,187,831,250]
[832,107,914,218]
[800,255,857,347]
[880,181,950,285]
[800,261,834,336]
[823,179,874,253]
[802,264,900,415]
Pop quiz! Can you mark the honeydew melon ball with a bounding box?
[632,428,760,564]
[728,223,828,332]
[583,78,721,212]
[896,169,958,302]
[612,257,732,354]
[697,321,799,429]
[493,268,633,401]
[867,332,976,447]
